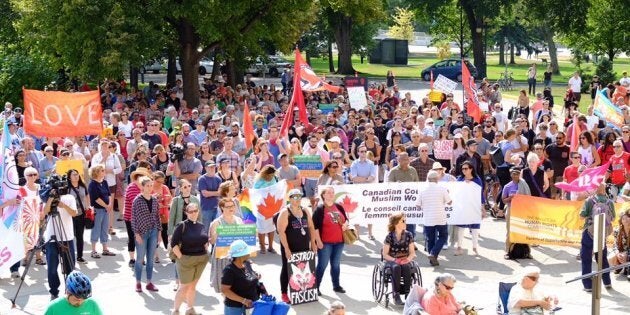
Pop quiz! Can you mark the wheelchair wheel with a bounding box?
[371,263,385,303]
[411,262,423,287]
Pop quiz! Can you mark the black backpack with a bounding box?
[508,243,531,260]
[489,144,505,166]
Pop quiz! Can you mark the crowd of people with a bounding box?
[0,66,629,314]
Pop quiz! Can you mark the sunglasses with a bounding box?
[290,195,302,200]
[572,156,581,159]
[182,185,191,188]
[329,165,339,169]
[186,209,199,214]
[461,167,470,170]
[526,275,539,282]
[26,174,38,177]
[441,283,454,290]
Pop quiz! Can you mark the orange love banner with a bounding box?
[509,195,629,247]
[23,89,103,137]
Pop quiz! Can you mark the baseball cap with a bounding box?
[205,160,216,167]
[288,188,303,197]
[466,139,477,146]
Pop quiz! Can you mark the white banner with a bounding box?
[319,182,481,225]
[433,74,458,94]
[347,86,368,110]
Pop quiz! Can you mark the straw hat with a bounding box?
[130,167,151,181]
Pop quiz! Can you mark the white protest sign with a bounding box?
[433,74,458,94]
[347,86,368,110]
[319,181,481,225]
[433,140,453,160]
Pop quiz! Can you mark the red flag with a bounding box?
[570,115,580,153]
[461,60,481,123]
[242,102,254,150]
[296,53,341,94]
[430,71,434,89]
[280,49,310,138]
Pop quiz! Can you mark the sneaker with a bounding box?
[91,252,101,259]
[583,288,592,292]
[11,271,19,278]
[135,283,142,293]
[428,255,439,266]
[77,257,86,263]
[281,293,291,304]
[393,293,404,306]
[129,259,136,268]
[317,289,322,296]
[146,283,159,292]
[333,286,346,293]
[154,256,160,264]
[605,284,612,290]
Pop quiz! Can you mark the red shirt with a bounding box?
[563,164,580,183]
[609,152,630,185]
[321,205,344,244]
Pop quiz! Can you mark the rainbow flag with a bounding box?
[238,188,257,224]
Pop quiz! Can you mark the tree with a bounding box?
[564,0,629,63]
[389,7,415,41]
[0,52,55,107]
[322,0,384,74]
[417,1,471,57]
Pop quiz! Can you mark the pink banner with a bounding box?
[555,162,610,192]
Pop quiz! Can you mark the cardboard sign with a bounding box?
[433,74,458,94]
[293,155,323,179]
[287,251,318,305]
[55,159,85,181]
[433,140,453,160]
[215,224,257,258]
[347,86,368,110]
[318,104,336,114]
[23,89,103,137]
[345,76,368,91]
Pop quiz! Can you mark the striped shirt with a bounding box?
[124,183,141,221]
[416,183,452,226]
[131,194,162,236]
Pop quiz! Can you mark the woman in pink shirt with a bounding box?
[421,273,463,315]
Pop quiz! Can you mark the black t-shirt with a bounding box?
[170,220,208,256]
[543,71,552,81]
[142,133,162,150]
[221,261,259,307]
[544,143,570,177]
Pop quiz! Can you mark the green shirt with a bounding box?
[388,165,420,183]
[579,194,615,231]
[44,297,103,315]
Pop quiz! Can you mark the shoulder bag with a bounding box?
[335,204,357,245]
[73,186,94,229]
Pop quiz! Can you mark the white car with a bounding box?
[246,56,291,77]
[175,58,214,75]
[141,59,165,74]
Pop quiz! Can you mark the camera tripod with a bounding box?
[10,203,74,307]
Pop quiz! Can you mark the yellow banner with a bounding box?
[55,159,85,181]
[509,195,628,247]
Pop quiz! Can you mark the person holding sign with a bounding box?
[382,213,416,306]
[171,203,209,315]
[209,198,244,293]
[278,189,318,304]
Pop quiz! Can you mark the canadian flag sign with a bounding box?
[23,89,103,137]
[555,162,611,192]
[249,179,288,220]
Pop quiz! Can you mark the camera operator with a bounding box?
[173,142,202,194]
[43,177,78,300]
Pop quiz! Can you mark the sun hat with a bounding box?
[228,240,250,258]
[288,188,303,197]
[130,167,152,181]
[431,162,446,170]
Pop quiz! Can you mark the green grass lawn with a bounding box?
[289,53,630,83]
[501,89,592,114]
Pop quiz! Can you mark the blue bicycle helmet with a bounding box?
[66,271,92,299]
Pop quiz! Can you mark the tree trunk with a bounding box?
[306,50,311,65]
[509,44,515,64]
[211,52,221,80]
[327,39,335,73]
[333,14,354,75]
[498,37,505,66]
[607,49,615,63]
[224,60,244,88]
[177,20,201,108]
[542,27,560,75]
[129,66,139,90]
[167,49,177,87]
[462,3,486,78]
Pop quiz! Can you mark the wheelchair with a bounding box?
[371,256,423,307]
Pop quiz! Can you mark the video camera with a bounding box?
[40,174,69,214]
[169,144,185,162]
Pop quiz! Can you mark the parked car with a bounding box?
[141,59,165,74]
[246,55,291,77]
[420,59,477,82]
[175,58,214,75]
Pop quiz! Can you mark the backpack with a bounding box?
[507,243,531,260]
[489,144,505,166]
[586,197,614,238]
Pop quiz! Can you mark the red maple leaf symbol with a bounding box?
[339,195,358,214]
[257,193,283,220]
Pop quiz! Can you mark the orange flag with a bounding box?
[242,102,254,150]
[461,61,482,123]
[23,89,103,137]
[570,115,580,153]
[280,49,310,138]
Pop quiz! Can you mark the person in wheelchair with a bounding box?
[507,266,558,314]
[382,212,416,306]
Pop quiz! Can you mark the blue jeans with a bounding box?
[406,224,416,238]
[90,208,109,244]
[425,225,448,257]
[135,228,158,282]
[316,242,344,289]
[46,240,76,296]
[224,305,246,315]
[201,208,217,231]
[580,229,611,290]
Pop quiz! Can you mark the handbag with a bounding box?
[342,228,358,245]
[168,220,187,261]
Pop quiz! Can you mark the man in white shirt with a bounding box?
[416,170,452,266]
[507,266,558,314]
[568,71,583,102]
[620,71,630,86]
[492,103,509,132]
